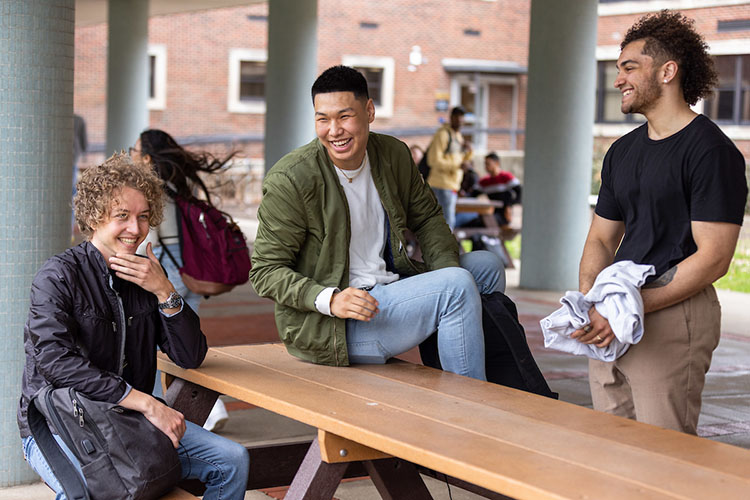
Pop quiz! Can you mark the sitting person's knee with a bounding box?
[459,250,505,293]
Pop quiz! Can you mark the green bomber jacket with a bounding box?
[249,132,459,366]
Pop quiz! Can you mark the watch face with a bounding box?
[159,292,182,310]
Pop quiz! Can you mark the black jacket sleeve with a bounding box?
[158,302,207,369]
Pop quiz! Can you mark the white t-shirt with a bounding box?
[314,153,399,316]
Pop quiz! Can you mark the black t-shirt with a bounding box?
[596,114,747,280]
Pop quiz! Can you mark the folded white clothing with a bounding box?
[540,261,655,362]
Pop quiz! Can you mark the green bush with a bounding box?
[715,239,750,293]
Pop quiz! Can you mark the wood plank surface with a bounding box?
[455,198,501,214]
[158,344,750,499]
[159,487,198,499]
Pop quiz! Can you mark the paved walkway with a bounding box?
[7,212,750,499]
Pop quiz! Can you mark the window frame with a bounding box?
[342,55,395,118]
[228,48,268,114]
[704,54,750,125]
[147,44,167,111]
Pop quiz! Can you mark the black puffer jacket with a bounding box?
[18,241,207,437]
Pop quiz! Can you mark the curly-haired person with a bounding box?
[18,153,249,499]
[573,10,747,434]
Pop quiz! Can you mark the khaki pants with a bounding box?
[588,286,721,434]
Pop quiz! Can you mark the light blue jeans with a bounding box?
[23,420,250,500]
[454,211,480,228]
[346,251,504,381]
[431,187,458,230]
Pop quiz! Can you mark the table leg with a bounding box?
[164,377,220,426]
[364,459,433,500]
[285,437,349,500]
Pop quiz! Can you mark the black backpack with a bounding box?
[419,291,557,399]
[418,130,453,181]
[28,385,182,500]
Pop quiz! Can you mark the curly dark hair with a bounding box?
[74,153,164,238]
[622,10,717,106]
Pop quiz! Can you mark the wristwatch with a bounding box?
[158,291,183,310]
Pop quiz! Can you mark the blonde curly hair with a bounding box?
[74,152,165,238]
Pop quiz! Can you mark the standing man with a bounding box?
[250,66,504,380]
[574,11,747,434]
[425,106,472,229]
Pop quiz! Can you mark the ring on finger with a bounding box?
[595,334,603,342]
[583,325,592,333]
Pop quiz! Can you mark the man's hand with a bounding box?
[571,307,615,348]
[330,287,379,321]
[119,389,186,448]
[109,242,176,303]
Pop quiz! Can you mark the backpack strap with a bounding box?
[426,127,453,158]
[27,395,90,500]
[158,186,183,270]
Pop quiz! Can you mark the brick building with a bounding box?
[74,0,750,189]
[74,0,530,170]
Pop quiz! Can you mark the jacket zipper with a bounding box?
[369,154,419,275]
[108,275,127,376]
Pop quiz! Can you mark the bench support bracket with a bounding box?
[318,430,391,463]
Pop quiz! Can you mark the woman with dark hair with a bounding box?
[130,129,235,312]
[130,129,235,431]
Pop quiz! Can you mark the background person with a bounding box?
[454,152,522,230]
[131,129,234,432]
[425,106,472,230]
[18,154,249,499]
[71,114,88,237]
[574,11,747,434]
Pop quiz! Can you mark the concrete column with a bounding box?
[264,0,318,170]
[520,0,598,290]
[0,0,75,485]
[106,0,149,155]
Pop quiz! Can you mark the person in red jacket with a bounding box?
[455,152,522,230]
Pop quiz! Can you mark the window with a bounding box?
[228,49,267,113]
[148,44,167,111]
[704,55,750,124]
[342,55,395,118]
[594,60,645,124]
[239,61,265,102]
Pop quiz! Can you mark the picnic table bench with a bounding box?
[455,198,517,268]
[159,343,750,500]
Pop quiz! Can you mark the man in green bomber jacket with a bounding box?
[250,66,504,380]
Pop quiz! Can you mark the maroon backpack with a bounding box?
[160,189,251,296]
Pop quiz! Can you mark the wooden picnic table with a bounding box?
[159,344,750,500]
[455,197,504,215]
[455,197,516,268]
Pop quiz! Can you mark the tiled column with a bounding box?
[520,0,598,290]
[0,0,75,485]
[264,0,318,170]
[106,0,149,154]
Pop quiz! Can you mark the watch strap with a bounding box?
[158,291,183,310]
